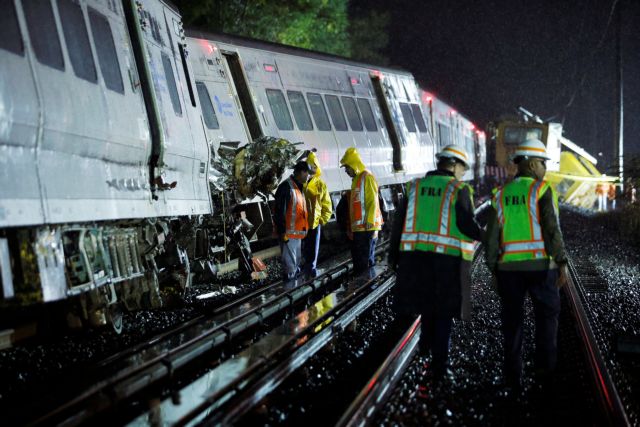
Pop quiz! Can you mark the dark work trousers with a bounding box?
[302,225,321,278]
[421,315,454,376]
[393,252,463,377]
[351,231,377,274]
[496,269,560,384]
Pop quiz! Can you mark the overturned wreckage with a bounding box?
[205,136,303,280]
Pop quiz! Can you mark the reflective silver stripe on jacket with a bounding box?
[439,180,459,235]
[529,180,544,241]
[495,188,504,225]
[352,171,368,226]
[404,179,419,233]
[503,240,546,253]
[401,232,474,253]
[287,178,304,235]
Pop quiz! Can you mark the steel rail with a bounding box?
[336,316,421,427]
[565,260,630,426]
[29,244,388,426]
[175,270,396,426]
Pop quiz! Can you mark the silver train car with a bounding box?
[0,0,486,332]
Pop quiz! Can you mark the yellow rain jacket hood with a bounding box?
[304,152,333,229]
[340,148,383,232]
[339,147,366,175]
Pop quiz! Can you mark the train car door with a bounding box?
[186,37,251,155]
[123,0,211,216]
[371,74,403,172]
[219,51,262,141]
[346,70,391,186]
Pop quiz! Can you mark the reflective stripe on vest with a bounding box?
[401,231,476,254]
[400,177,473,258]
[351,170,383,231]
[286,178,307,239]
[352,171,367,228]
[495,178,549,261]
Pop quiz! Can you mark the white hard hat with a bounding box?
[436,144,469,168]
[512,138,551,161]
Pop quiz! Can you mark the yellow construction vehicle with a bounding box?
[488,108,617,209]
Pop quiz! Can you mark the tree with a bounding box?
[348,9,390,65]
[175,0,351,57]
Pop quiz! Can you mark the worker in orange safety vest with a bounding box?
[274,161,313,279]
[340,147,383,274]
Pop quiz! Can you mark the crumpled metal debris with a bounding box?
[211,136,301,199]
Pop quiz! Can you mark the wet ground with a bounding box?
[375,206,640,426]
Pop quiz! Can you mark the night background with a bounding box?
[178,0,640,173]
[368,0,640,173]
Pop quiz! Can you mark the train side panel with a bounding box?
[128,0,211,216]
[0,0,44,227]
[1,0,155,227]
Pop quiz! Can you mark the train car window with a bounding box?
[287,91,313,131]
[356,98,377,132]
[410,104,427,133]
[266,89,293,131]
[465,136,474,158]
[341,97,363,132]
[0,0,24,55]
[23,0,65,70]
[179,44,197,107]
[306,93,331,131]
[399,103,416,133]
[58,0,97,83]
[503,126,543,144]
[325,95,348,131]
[161,53,183,116]
[195,81,219,129]
[437,123,451,147]
[88,8,124,94]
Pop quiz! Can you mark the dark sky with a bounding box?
[352,0,640,172]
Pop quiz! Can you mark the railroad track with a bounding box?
[318,249,632,427]
[565,259,630,426]
[12,243,388,426]
[131,266,397,425]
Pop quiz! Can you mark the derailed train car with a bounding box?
[185,30,440,241]
[0,0,485,333]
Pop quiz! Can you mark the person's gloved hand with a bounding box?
[281,234,289,242]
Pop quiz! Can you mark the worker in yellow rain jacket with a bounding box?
[303,151,333,278]
[340,147,383,274]
[388,144,483,380]
[485,138,569,393]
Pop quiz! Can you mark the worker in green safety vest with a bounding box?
[485,138,569,394]
[389,144,483,381]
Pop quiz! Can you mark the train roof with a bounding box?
[185,28,413,78]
